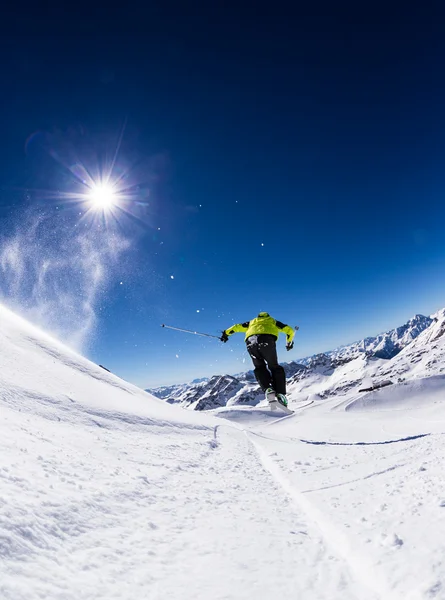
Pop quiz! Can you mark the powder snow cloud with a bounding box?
[0,210,130,350]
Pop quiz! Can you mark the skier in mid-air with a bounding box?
[220,312,295,408]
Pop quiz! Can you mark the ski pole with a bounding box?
[161,324,222,339]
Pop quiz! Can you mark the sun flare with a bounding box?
[88,183,117,210]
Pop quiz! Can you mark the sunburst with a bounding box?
[88,182,118,211]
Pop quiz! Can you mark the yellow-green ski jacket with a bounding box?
[223,312,295,343]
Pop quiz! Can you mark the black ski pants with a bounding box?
[246,334,286,395]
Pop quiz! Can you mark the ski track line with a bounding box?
[301,463,406,494]
[245,430,402,600]
[299,433,430,446]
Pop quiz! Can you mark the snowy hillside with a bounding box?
[149,312,436,411]
[3,302,445,599]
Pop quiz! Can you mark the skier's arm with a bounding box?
[224,322,250,336]
[275,320,295,343]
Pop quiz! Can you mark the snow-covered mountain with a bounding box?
[328,313,433,360]
[289,308,445,403]
[378,308,445,380]
[151,374,263,410]
[148,312,436,410]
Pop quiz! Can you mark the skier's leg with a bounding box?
[247,338,273,391]
[271,366,286,395]
[254,366,273,392]
[261,339,286,395]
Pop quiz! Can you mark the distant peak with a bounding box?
[409,314,428,322]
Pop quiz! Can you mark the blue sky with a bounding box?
[2,7,445,387]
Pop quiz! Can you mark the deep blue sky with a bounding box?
[2,6,445,386]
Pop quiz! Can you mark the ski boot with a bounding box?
[265,387,277,410]
[276,393,288,408]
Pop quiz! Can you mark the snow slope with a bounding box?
[3,303,445,599]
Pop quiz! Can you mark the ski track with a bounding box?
[214,426,379,600]
[298,433,430,446]
[243,424,445,600]
[243,431,395,600]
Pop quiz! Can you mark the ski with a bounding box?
[275,402,294,415]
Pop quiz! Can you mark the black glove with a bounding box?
[220,331,229,343]
[286,341,294,351]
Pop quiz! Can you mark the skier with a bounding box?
[220,312,295,408]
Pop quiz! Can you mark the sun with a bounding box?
[88,183,117,210]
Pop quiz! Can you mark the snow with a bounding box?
[346,375,445,412]
[3,302,445,598]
